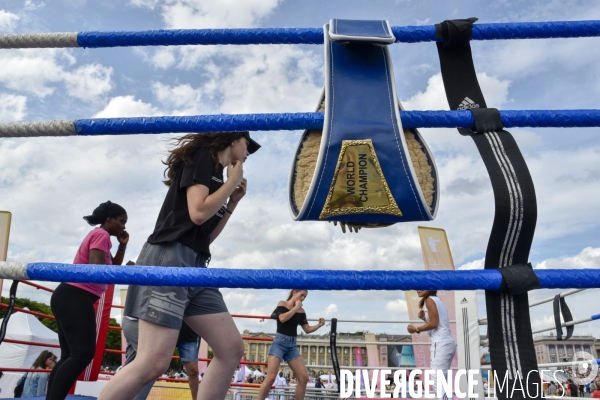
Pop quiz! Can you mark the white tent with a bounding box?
[0,309,61,368]
[252,369,265,377]
[0,310,61,398]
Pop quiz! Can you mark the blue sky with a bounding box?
[1,0,599,341]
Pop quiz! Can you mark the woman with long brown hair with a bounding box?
[257,289,325,400]
[98,131,260,400]
[21,350,57,397]
[407,290,455,400]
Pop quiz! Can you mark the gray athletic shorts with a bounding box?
[124,241,228,330]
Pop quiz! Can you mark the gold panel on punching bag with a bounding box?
[320,139,402,219]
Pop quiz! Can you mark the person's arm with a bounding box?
[37,373,48,397]
[210,178,247,243]
[301,317,325,334]
[111,231,129,266]
[89,249,107,265]
[187,161,244,226]
[276,301,302,323]
[407,298,439,334]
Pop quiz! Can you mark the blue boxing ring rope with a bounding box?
[2,110,600,138]
[1,20,600,48]
[1,262,600,290]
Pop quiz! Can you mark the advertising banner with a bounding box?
[404,227,459,370]
[0,211,11,295]
[387,345,416,368]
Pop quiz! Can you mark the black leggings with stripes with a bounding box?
[47,283,99,400]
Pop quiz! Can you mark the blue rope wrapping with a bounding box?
[74,112,324,135]
[75,21,600,48]
[20,263,600,290]
[72,110,600,135]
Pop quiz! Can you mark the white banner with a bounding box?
[455,290,485,400]
[0,211,12,295]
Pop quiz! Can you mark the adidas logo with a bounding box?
[457,97,480,110]
[460,298,468,304]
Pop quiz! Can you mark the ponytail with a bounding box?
[83,201,127,226]
[418,290,437,309]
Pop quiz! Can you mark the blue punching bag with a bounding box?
[289,19,439,231]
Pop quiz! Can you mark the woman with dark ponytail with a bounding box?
[407,291,456,400]
[47,201,128,400]
[99,131,260,400]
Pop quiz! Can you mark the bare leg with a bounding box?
[98,320,178,400]
[257,355,281,400]
[183,313,244,400]
[287,357,309,400]
[184,361,199,400]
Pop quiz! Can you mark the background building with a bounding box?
[533,334,597,364]
[241,330,416,377]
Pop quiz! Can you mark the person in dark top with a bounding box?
[570,380,579,398]
[99,131,260,400]
[257,289,325,400]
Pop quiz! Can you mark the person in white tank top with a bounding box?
[407,291,456,400]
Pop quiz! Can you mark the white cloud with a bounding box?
[458,258,485,270]
[385,299,408,313]
[94,96,161,118]
[319,304,338,317]
[0,10,19,31]
[64,64,113,102]
[0,50,113,102]
[23,1,45,11]
[0,93,27,121]
[131,0,281,28]
[402,72,511,111]
[147,45,322,115]
[536,247,600,270]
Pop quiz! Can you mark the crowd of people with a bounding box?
[544,377,600,397]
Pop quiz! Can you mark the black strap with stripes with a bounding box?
[435,18,540,399]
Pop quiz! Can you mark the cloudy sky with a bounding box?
[1,0,599,343]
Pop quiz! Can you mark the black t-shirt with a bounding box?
[271,306,308,337]
[177,321,199,344]
[147,148,226,257]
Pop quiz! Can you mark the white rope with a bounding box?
[0,33,78,48]
[307,318,456,324]
[528,288,586,308]
[0,261,30,280]
[531,316,595,335]
[0,120,76,137]
[296,338,434,346]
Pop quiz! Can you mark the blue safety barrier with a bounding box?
[71,110,600,136]
[74,21,600,48]
[12,263,600,290]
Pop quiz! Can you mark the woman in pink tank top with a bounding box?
[48,201,129,400]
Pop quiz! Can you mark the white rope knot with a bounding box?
[0,33,78,48]
[0,120,77,138]
[0,262,29,280]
